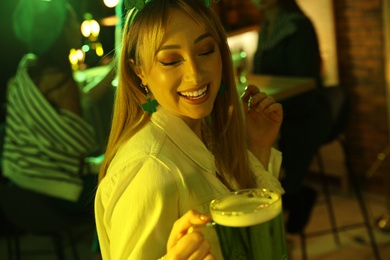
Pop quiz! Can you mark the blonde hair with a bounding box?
[99,0,256,189]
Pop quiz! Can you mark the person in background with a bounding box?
[94,0,285,259]
[2,0,115,215]
[251,0,333,234]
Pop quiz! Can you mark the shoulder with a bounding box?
[105,154,175,186]
[291,15,316,34]
[282,14,318,48]
[105,123,169,179]
[125,122,167,156]
[98,153,179,208]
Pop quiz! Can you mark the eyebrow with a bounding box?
[159,33,213,51]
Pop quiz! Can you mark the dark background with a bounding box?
[0,0,118,123]
[0,0,261,123]
[1,0,389,189]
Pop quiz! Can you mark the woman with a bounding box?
[251,0,333,233]
[3,0,115,213]
[95,0,284,259]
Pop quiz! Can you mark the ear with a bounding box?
[129,58,147,85]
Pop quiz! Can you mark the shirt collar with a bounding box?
[150,107,215,172]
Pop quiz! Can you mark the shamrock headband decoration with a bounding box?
[124,0,151,10]
[124,0,219,12]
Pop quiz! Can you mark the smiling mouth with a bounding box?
[179,85,209,100]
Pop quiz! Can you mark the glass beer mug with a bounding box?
[210,188,288,259]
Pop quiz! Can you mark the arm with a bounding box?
[95,157,214,259]
[82,62,117,105]
[165,210,215,260]
[248,148,285,194]
[241,85,283,169]
[40,75,83,117]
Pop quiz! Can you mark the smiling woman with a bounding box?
[138,17,222,124]
[94,0,285,259]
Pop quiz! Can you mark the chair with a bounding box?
[300,87,381,260]
[0,183,93,260]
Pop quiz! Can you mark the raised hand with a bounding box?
[165,210,215,260]
[241,85,283,162]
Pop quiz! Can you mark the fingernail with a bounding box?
[187,222,215,234]
[187,226,195,234]
[200,214,208,220]
[205,222,216,228]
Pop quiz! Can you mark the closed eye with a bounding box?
[200,48,215,56]
[160,60,181,66]
[158,48,215,66]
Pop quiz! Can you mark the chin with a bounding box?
[192,106,214,119]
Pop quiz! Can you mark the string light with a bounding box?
[103,0,119,8]
[81,14,100,39]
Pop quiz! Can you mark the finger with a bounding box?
[168,231,205,259]
[187,222,215,234]
[264,102,283,114]
[167,210,211,249]
[241,85,259,102]
[263,103,284,123]
[249,92,269,110]
[188,239,212,260]
[254,96,276,112]
[203,253,217,260]
[241,85,260,113]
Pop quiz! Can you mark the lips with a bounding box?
[179,85,209,100]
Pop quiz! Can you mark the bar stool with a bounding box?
[300,87,381,260]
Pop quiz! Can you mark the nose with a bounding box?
[183,59,202,84]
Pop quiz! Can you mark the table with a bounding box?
[238,74,316,101]
[75,67,315,102]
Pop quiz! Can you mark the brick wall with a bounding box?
[333,0,389,191]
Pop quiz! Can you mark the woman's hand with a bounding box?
[241,85,283,165]
[164,210,215,260]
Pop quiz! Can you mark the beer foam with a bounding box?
[210,193,282,227]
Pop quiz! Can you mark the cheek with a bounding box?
[210,55,223,77]
[153,72,179,87]
[148,71,181,97]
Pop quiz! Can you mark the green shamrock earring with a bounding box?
[140,83,158,114]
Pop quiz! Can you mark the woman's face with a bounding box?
[136,9,222,127]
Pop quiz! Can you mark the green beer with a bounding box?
[210,189,288,259]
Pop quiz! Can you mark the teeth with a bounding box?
[180,86,208,99]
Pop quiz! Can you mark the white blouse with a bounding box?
[95,107,283,259]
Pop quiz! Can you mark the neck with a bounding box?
[185,118,203,140]
[263,6,280,36]
[265,4,281,22]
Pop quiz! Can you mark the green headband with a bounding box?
[124,0,219,16]
[124,0,151,10]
